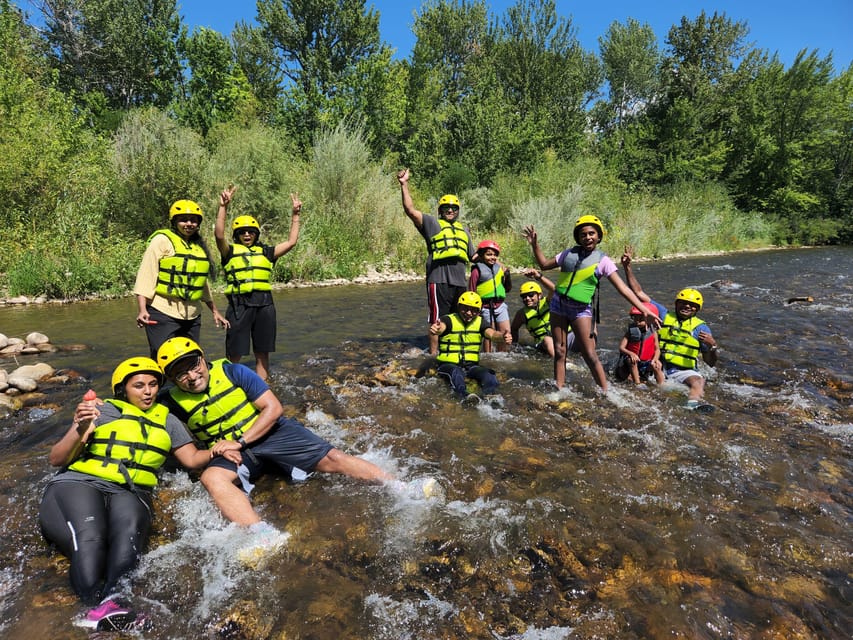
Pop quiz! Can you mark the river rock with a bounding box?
[11,363,55,380]
[6,375,38,392]
[0,333,7,348]
[0,394,22,412]
[0,342,23,356]
[26,332,50,345]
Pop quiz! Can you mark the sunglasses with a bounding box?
[521,292,538,299]
[439,205,459,212]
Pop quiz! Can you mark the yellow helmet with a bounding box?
[111,357,163,396]
[519,281,543,296]
[573,215,605,243]
[457,291,482,310]
[156,337,204,376]
[438,194,460,209]
[232,215,260,237]
[169,199,203,220]
[675,288,703,310]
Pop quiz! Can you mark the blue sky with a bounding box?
[172,0,852,70]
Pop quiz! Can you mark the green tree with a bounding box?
[254,0,388,147]
[176,27,256,135]
[232,20,285,123]
[111,107,208,237]
[824,64,853,242]
[38,0,183,114]
[488,0,602,158]
[0,0,103,229]
[597,18,660,134]
[648,11,752,184]
[402,0,489,181]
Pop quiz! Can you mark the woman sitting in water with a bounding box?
[38,357,231,631]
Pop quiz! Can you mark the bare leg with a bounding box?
[630,362,640,384]
[254,352,270,381]
[200,466,260,526]
[571,316,608,391]
[314,448,394,482]
[551,315,570,389]
[684,374,706,402]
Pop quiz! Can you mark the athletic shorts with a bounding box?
[225,300,277,357]
[549,295,593,322]
[665,367,703,385]
[207,418,334,481]
[144,306,201,358]
[427,283,466,325]
[480,301,510,325]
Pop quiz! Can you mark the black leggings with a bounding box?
[39,481,152,605]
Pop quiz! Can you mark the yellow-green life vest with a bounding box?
[429,219,470,263]
[167,359,257,447]
[474,263,507,301]
[437,314,482,366]
[224,244,273,295]
[150,228,211,301]
[523,298,552,339]
[68,399,171,488]
[659,313,704,370]
[555,249,603,304]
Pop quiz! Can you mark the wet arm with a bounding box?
[48,400,102,466]
[273,192,302,259]
[510,310,525,343]
[620,249,650,303]
[214,186,236,257]
[397,168,424,229]
[209,389,282,457]
[608,273,660,328]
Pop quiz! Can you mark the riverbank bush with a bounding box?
[0,116,777,300]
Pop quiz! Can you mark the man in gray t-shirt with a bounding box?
[398,168,475,354]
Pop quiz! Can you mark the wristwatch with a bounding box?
[237,436,248,449]
[708,345,718,352]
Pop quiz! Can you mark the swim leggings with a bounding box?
[39,481,151,605]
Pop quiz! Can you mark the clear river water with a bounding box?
[0,247,850,639]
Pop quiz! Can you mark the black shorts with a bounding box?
[144,306,201,358]
[225,300,277,357]
[427,283,466,324]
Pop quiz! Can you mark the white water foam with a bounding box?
[134,472,265,622]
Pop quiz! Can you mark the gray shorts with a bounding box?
[208,418,334,481]
[665,367,703,385]
[480,301,510,325]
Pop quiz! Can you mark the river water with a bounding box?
[0,247,850,639]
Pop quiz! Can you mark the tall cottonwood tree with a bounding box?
[488,0,601,158]
[597,18,660,133]
[644,11,752,184]
[177,27,256,135]
[253,0,395,149]
[402,0,490,183]
[37,0,183,115]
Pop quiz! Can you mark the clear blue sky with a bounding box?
[172,0,851,70]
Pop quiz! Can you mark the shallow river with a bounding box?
[0,247,850,639]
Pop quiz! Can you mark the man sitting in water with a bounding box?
[155,337,436,555]
[621,248,719,409]
[430,291,512,403]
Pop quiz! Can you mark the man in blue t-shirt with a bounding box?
[620,249,719,407]
[156,338,396,527]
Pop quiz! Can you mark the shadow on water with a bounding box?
[0,247,851,638]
